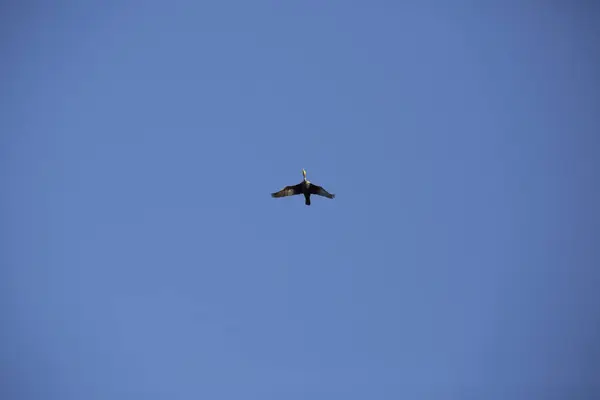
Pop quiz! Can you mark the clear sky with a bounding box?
[2,2,599,399]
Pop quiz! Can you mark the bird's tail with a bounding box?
[305,196,311,206]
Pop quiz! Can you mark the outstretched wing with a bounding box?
[271,183,303,198]
[309,184,335,199]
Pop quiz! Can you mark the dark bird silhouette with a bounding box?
[271,169,335,206]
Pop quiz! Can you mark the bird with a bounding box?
[271,169,335,206]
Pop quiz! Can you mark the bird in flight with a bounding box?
[271,169,335,206]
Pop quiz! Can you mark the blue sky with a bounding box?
[2,2,599,399]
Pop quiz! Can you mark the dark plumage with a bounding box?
[271,169,335,206]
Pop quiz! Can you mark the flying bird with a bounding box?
[271,169,335,206]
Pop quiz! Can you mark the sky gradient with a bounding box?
[2,2,599,399]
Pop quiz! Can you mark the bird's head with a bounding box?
[302,169,307,179]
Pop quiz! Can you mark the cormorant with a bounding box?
[271,169,335,206]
